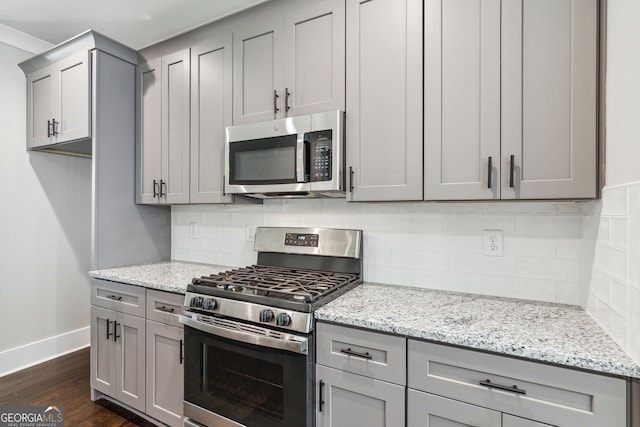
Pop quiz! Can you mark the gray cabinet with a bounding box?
[136,49,190,204]
[190,36,234,204]
[90,305,146,412]
[408,389,502,426]
[233,0,345,124]
[407,339,626,427]
[315,323,406,427]
[316,364,405,427]
[425,0,598,200]
[145,320,184,427]
[346,0,423,201]
[26,51,91,150]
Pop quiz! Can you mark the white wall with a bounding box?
[583,0,640,364]
[173,200,586,305]
[0,38,92,376]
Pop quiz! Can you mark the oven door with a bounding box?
[180,314,314,427]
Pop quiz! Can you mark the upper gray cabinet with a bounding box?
[136,49,191,205]
[346,0,423,202]
[190,36,234,204]
[424,0,598,200]
[26,51,91,150]
[233,0,345,124]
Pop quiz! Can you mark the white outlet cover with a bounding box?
[483,230,503,257]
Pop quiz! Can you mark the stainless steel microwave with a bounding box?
[224,110,345,198]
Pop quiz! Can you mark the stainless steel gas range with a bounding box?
[179,227,363,427]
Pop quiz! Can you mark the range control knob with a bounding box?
[276,312,291,327]
[202,298,217,310]
[259,309,275,322]
[190,296,203,308]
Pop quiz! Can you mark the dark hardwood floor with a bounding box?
[0,347,157,426]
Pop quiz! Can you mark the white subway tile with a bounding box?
[594,298,627,348]
[447,215,516,234]
[202,211,232,227]
[201,237,232,252]
[362,247,392,266]
[609,217,629,249]
[515,216,581,238]
[367,232,422,250]
[557,202,584,215]
[424,202,484,214]
[480,275,556,302]
[555,281,581,305]
[597,217,610,244]
[629,184,640,290]
[601,185,628,216]
[515,257,580,282]
[483,202,556,215]
[391,214,447,234]
[230,212,264,227]
[366,265,443,288]
[342,213,391,231]
[218,252,257,267]
[607,246,628,282]
[391,249,447,271]
[555,238,581,260]
[507,237,556,258]
[609,277,629,318]
[445,235,482,254]
[589,268,610,303]
[421,234,447,252]
[190,249,220,265]
[448,253,516,276]
[440,272,482,294]
[580,200,600,215]
[217,226,245,240]
[626,286,640,362]
[172,248,191,261]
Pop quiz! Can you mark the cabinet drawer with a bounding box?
[408,340,626,427]
[146,289,184,327]
[316,323,406,385]
[407,388,501,427]
[91,279,146,317]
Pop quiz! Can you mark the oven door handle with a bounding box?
[179,313,309,355]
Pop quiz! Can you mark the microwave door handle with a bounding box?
[297,133,306,183]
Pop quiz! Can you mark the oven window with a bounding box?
[184,326,312,427]
[229,134,298,184]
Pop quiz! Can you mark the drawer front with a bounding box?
[146,289,185,327]
[316,322,406,385]
[407,389,501,427]
[408,340,626,427]
[90,279,146,317]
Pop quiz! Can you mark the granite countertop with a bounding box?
[89,261,233,294]
[315,282,640,379]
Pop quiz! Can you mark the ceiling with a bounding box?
[0,0,268,50]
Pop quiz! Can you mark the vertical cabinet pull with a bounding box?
[160,180,167,198]
[349,167,354,192]
[106,319,112,340]
[52,119,59,136]
[47,120,52,137]
[113,321,120,342]
[285,87,291,112]
[318,380,325,412]
[487,157,493,189]
[153,180,159,198]
[273,90,280,114]
[179,339,184,365]
[222,175,226,196]
[509,155,515,188]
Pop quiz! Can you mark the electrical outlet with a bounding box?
[189,222,198,239]
[483,230,503,257]
[246,224,257,242]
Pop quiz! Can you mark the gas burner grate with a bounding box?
[192,265,359,303]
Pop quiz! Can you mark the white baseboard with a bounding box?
[0,326,90,377]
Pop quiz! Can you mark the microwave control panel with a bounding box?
[284,233,319,247]
[306,130,332,182]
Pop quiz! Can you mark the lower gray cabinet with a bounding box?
[315,364,405,427]
[408,389,501,427]
[90,305,146,412]
[502,414,554,427]
[145,320,184,427]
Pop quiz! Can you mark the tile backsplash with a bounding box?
[585,183,640,363]
[173,199,586,305]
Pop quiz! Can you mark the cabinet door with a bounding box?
[190,36,234,204]
[136,59,162,204]
[346,0,423,201]
[161,49,191,204]
[503,414,555,427]
[283,0,345,117]
[115,312,146,412]
[316,365,405,427]
[501,0,598,199]
[54,51,91,143]
[407,389,502,427]
[233,20,283,124]
[90,306,117,397]
[146,320,184,427]
[424,0,501,200]
[26,65,55,149]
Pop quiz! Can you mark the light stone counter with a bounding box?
[315,282,640,379]
[89,261,233,294]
